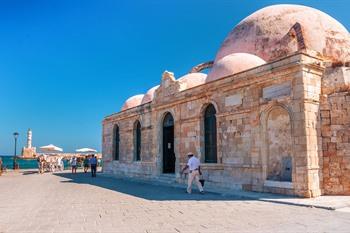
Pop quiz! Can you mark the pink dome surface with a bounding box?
[207,53,266,82]
[121,94,144,111]
[177,73,206,90]
[215,4,350,62]
[141,85,159,104]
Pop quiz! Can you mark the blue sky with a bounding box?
[1,0,349,154]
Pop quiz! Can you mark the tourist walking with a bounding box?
[71,156,77,174]
[37,156,41,174]
[57,156,63,171]
[0,157,3,176]
[89,154,97,177]
[83,156,89,173]
[181,152,204,194]
[38,156,45,174]
[49,157,55,172]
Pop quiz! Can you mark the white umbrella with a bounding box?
[76,148,97,153]
[40,144,63,153]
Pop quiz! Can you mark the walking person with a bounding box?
[37,156,41,174]
[83,156,89,173]
[49,157,55,172]
[57,156,63,172]
[59,157,65,171]
[71,156,77,174]
[40,156,45,174]
[0,157,3,176]
[89,154,97,177]
[180,152,204,194]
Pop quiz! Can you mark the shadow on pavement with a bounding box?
[22,170,38,175]
[53,172,248,201]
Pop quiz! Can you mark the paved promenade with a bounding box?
[0,170,350,233]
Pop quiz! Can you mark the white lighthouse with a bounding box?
[22,128,36,158]
[27,128,32,149]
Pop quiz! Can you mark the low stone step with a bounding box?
[156,174,176,184]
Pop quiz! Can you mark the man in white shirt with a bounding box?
[181,152,204,194]
[71,156,77,174]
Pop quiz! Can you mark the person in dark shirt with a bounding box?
[89,154,97,177]
[83,156,89,173]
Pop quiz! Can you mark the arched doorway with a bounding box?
[134,121,141,161]
[204,104,217,163]
[162,113,175,173]
[113,124,120,161]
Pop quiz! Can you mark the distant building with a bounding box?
[102,5,350,197]
[22,129,36,158]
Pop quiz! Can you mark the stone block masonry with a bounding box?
[321,91,350,195]
[102,5,350,197]
[102,53,347,198]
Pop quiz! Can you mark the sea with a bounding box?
[0,155,70,170]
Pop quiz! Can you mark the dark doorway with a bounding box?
[113,125,120,160]
[204,104,217,163]
[163,113,175,173]
[134,121,141,161]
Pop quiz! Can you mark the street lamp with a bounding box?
[13,132,19,170]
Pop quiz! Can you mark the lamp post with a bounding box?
[13,132,19,170]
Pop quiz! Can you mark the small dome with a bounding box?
[215,4,350,62]
[141,85,159,104]
[121,94,144,111]
[206,53,266,82]
[177,72,207,90]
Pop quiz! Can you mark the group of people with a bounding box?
[70,154,98,177]
[37,155,64,174]
[36,152,203,192]
[3,152,202,193]
[36,154,99,177]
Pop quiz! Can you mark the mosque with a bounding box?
[102,5,350,197]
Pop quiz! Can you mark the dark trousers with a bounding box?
[91,164,97,177]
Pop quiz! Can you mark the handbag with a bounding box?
[199,178,205,187]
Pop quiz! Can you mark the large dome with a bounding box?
[215,4,350,63]
[177,72,206,90]
[207,53,266,82]
[141,85,159,104]
[121,94,144,111]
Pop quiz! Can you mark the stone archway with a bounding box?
[266,107,293,182]
[162,112,175,173]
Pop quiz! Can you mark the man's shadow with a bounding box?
[54,172,248,201]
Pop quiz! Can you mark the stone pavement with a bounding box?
[104,173,350,211]
[198,185,350,210]
[0,170,350,233]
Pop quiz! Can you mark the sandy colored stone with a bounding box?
[102,5,350,198]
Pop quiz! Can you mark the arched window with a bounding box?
[113,125,120,161]
[162,112,175,173]
[204,104,217,163]
[134,121,141,161]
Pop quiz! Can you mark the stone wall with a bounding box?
[103,53,331,197]
[22,147,36,158]
[321,91,350,195]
